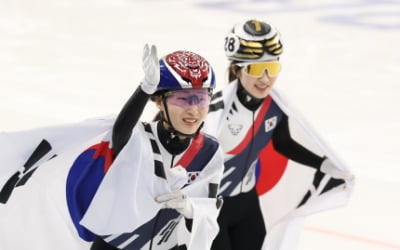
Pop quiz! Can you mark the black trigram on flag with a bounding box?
[296,170,345,208]
[0,139,56,204]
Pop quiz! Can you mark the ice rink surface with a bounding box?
[0,0,399,249]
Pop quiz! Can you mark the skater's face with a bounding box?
[235,60,280,99]
[157,89,211,136]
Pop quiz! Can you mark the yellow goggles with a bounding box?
[239,61,281,78]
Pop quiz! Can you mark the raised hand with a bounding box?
[140,44,160,95]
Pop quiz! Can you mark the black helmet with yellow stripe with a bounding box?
[224,19,283,62]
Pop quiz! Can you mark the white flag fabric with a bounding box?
[0,117,114,250]
[80,122,224,250]
[0,117,224,250]
[261,89,354,250]
[202,81,355,250]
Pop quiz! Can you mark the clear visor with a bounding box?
[238,61,281,78]
[165,89,211,109]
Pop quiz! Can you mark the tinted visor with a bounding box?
[240,61,281,77]
[165,89,211,109]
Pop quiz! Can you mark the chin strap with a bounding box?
[160,96,202,139]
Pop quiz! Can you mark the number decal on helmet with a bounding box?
[224,35,239,56]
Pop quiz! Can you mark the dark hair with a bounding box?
[228,63,243,83]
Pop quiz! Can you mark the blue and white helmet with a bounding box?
[224,19,283,62]
[157,50,216,92]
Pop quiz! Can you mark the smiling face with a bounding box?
[235,60,280,99]
[156,89,211,136]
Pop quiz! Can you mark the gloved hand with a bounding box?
[155,190,193,219]
[140,44,160,95]
[167,165,188,191]
[320,158,354,181]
